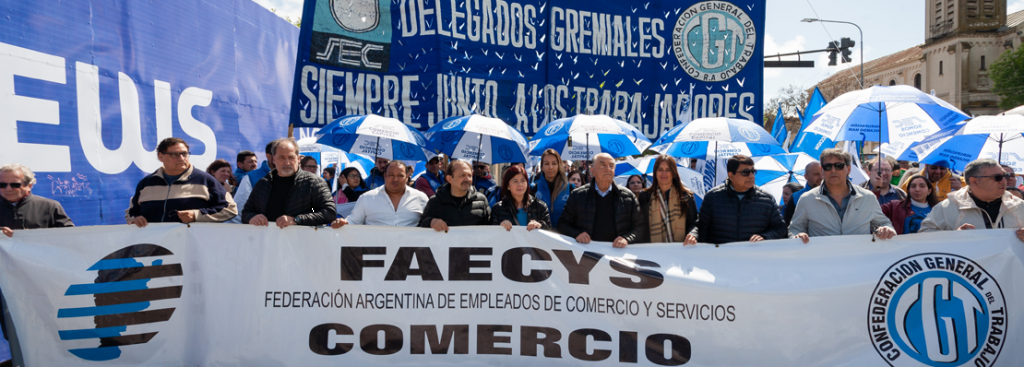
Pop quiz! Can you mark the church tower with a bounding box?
[926,0,1007,42]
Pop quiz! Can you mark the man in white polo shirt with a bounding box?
[331,160,428,228]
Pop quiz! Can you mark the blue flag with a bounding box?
[790,87,833,159]
[770,106,787,147]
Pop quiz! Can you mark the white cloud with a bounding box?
[763,34,808,78]
[1010,1,1024,13]
[250,0,305,24]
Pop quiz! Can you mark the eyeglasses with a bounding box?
[346,174,361,179]
[162,152,190,159]
[0,182,23,189]
[974,173,1015,182]
[302,165,318,169]
[822,162,848,171]
[734,169,757,177]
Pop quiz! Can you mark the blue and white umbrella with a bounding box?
[529,114,653,160]
[803,85,969,148]
[426,115,529,164]
[911,115,1024,172]
[315,114,430,161]
[753,153,817,203]
[650,117,786,160]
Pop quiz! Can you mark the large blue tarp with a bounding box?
[289,0,767,140]
[0,0,299,225]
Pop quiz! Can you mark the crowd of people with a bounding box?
[4,137,1024,246]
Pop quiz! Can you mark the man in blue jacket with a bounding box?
[126,137,237,226]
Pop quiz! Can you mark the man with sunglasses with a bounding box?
[126,137,237,227]
[900,163,962,202]
[1,163,73,237]
[921,159,1024,241]
[684,155,788,245]
[472,161,497,192]
[790,149,895,243]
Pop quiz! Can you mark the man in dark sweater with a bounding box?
[557,153,644,248]
[242,138,336,227]
[1,163,73,236]
[420,160,491,231]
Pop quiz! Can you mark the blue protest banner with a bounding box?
[0,0,299,225]
[289,0,767,141]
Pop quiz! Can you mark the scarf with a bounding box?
[648,188,688,243]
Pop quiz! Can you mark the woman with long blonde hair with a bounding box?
[530,149,575,227]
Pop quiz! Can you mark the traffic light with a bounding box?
[827,41,838,66]
[840,37,855,63]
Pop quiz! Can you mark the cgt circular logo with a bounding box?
[57,244,183,361]
[868,253,1006,367]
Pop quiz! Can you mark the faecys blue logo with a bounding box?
[868,253,1006,367]
[57,244,183,361]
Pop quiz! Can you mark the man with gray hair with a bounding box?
[558,153,644,248]
[920,159,1024,241]
[1,163,73,236]
[790,148,896,242]
[242,137,336,227]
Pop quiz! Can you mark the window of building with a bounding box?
[914,74,922,89]
[981,55,986,70]
[939,61,943,75]
[889,79,897,86]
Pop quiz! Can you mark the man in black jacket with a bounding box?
[557,153,644,248]
[420,160,491,231]
[1,163,74,238]
[242,138,336,227]
[685,155,789,245]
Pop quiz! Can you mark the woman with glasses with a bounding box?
[493,165,551,232]
[336,167,370,204]
[626,175,646,197]
[300,156,319,175]
[530,149,574,227]
[683,154,789,245]
[637,155,697,243]
[881,175,939,235]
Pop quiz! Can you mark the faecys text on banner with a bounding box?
[1,225,1022,366]
[288,0,767,139]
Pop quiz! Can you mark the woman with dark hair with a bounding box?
[637,155,697,243]
[493,165,551,231]
[530,149,574,227]
[299,156,319,174]
[336,167,370,204]
[206,159,237,194]
[626,175,646,197]
[881,175,939,235]
[781,182,804,214]
[567,170,584,188]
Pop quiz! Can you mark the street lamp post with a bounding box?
[802,18,864,88]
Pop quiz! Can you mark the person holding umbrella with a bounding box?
[336,167,370,204]
[920,159,1024,240]
[790,149,896,242]
[637,155,697,243]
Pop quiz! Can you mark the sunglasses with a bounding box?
[734,169,757,177]
[0,182,23,189]
[975,173,1015,182]
[822,162,848,171]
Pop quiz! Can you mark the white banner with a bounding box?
[1,224,1023,366]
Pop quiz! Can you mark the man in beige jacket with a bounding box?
[920,159,1024,242]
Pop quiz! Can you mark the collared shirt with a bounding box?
[346,186,429,227]
[821,181,856,221]
[862,181,906,206]
[595,183,613,197]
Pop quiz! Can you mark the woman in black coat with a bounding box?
[491,165,551,231]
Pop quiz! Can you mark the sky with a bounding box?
[252,0,1024,113]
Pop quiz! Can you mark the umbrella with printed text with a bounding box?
[529,114,653,160]
[650,117,785,183]
[316,114,431,188]
[911,115,1024,172]
[425,115,529,164]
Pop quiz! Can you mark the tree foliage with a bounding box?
[763,84,808,129]
[990,45,1024,110]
